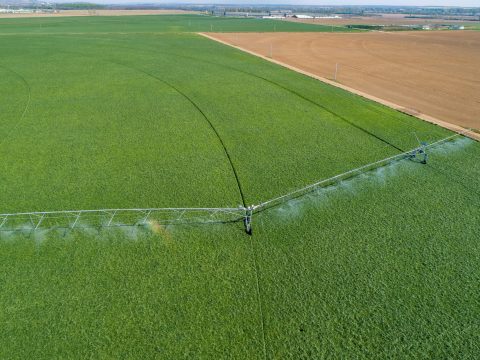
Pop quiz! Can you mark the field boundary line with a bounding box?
[198,32,480,142]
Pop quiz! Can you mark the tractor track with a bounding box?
[0,63,31,147]
[119,65,249,208]
[51,48,248,208]
[50,33,407,154]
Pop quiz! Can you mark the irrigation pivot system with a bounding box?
[0,207,246,233]
[0,130,474,235]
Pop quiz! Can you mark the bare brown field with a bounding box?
[206,31,480,131]
[0,9,199,19]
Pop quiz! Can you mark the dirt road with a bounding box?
[205,31,480,132]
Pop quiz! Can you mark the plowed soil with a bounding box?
[207,31,480,130]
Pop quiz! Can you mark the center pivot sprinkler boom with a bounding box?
[244,206,253,235]
[411,133,429,164]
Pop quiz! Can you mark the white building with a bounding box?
[294,14,314,19]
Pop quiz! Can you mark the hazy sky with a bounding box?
[90,1,480,6]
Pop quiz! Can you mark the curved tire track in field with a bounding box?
[52,34,407,153]
[169,49,407,153]
[52,49,248,207]
[162,48,407,152]
[237,69,406,153]
[139,43,408,152]
[0,64,31,146]
[124,65,249,207]
[124,39,407,152]
[115,58,267,360]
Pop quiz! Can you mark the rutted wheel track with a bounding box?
[50,33,407,154]
[233,68,406,153]
[199,32,480,140]
[114,62,248,207]
[0,63,31,147]
[51,49,248,208]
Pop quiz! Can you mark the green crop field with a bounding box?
[0,14,353,34]
[465,23,480,30]
[1,15,479,359]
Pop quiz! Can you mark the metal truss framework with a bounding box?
[0,131,474,235]
[0,207,245,232]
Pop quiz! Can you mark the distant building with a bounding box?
[212,10,269,18]
[0,8,34,13]
[423,24,465,31]
[270,10,292,17]
[293,14,314,19]
[316,15,342,19]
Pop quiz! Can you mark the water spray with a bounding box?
[410,132,428,164]
[0,130,473,236]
